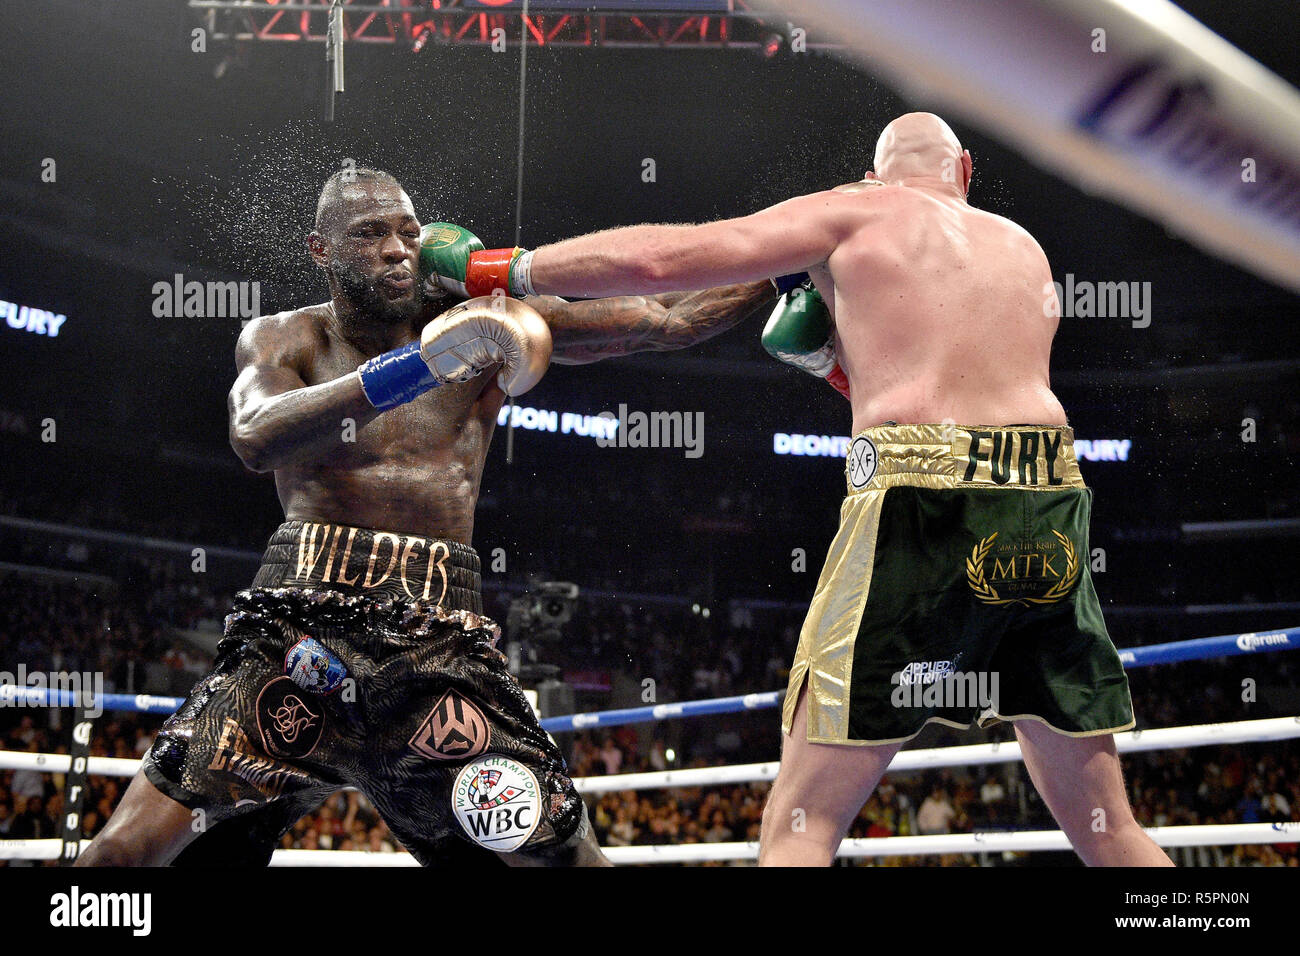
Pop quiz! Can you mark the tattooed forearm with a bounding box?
[540,282,777,365]
[651,284,773,350]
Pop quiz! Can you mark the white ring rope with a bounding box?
[4,716,1292,791]
[579,716,1300,793]
[4,823,1297,864]
[1,716,1295,864]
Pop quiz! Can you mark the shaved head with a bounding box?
[314,168,408,237]
[872,112,970,195]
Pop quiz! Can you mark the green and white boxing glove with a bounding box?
[761,279,850,400]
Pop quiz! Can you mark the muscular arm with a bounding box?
[526,190,863,299]
[227,312,380,473]
[528,282,777,365]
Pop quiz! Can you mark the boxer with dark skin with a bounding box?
[76,169,775,867]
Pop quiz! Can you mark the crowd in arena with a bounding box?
[2,708,1296,867]
[2,396,1298,865]
[1,560,1296,866]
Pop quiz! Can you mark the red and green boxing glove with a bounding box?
[419,222,533,299]
[421,223,850,402]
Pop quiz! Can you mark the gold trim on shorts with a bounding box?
[782,490,887,743]
[782,422,1092,745]
[785,712,1138,749]
[843,422,1086,495]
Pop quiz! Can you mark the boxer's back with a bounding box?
[817,185,1066,432]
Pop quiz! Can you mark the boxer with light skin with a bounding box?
[78,169,776,868]
[439,112,1172,867]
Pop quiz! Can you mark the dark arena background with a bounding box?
[0,0,1298,914]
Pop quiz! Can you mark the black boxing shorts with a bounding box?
[141,520,588,866]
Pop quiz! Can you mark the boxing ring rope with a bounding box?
[4,625,1295,725]
[576,717,1300,794]
[280,821,1300,864]
[1,625,1296,863]
[6,822,1298,865]
[4,716,1294,793]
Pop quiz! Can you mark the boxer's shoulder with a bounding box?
[832,178,887,195]
[969,206,1049,260]
[827,180,901,224]
[251,303,333,341]
[236,304,330,367]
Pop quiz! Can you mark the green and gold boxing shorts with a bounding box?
[783,423,1134,746]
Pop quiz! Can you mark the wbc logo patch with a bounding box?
[408,689,491,761]
[452,755,542,852]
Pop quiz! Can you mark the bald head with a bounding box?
[872,112,970,195]
[314,168,410,238]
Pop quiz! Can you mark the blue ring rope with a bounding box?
[2,626,1295,728]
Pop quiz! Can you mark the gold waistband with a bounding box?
[844,423,1085,494]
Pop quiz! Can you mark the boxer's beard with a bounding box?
[334,261,426,324]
